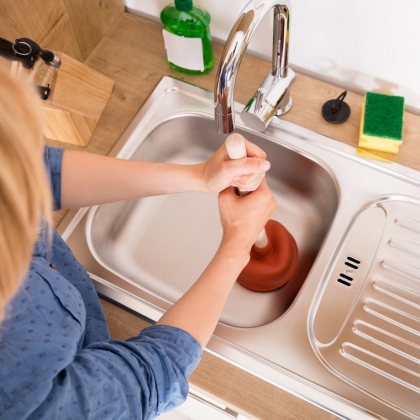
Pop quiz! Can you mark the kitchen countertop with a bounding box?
[50,12,420,420]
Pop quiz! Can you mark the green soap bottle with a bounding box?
[160,0,214,75]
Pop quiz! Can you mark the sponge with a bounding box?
[359,92,405,153]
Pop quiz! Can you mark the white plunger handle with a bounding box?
[225,133,269,248]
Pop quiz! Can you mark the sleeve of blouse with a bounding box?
[29,325,203,420]
[43,146,64,211]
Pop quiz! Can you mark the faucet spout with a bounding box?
[214,0,295,134]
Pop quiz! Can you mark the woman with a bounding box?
[0,63,276,419]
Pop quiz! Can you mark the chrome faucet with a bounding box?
[214,0,295,133]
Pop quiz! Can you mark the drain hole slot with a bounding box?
[337,279,351,286]
[345,261,359,270]
[339,273,353,281]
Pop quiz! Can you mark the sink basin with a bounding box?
[60,77,420,420]
[87,114,338,328]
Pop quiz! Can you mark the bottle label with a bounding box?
[162,29,204,71]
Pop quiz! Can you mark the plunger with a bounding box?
[225,133,299,292]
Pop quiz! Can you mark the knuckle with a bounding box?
[245,158,255,171]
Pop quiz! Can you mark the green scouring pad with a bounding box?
[359,92,405,153]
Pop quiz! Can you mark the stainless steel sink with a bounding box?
[59,77,420,420]
[86,114,337,328]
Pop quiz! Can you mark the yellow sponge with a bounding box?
[359,92,405,153]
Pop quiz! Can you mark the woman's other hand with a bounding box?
[218,178,277,259]
[157,177,276,348]
[200,136,270,194]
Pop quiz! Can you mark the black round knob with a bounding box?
[322,91,351,124]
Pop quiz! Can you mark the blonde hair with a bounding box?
[0,62,52,323]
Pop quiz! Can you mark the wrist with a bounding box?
[217,236,251,269]
[187,163,208,193]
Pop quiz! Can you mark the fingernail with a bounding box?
[260,160,270,170]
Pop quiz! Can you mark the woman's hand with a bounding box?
[199,137,270,194]
[218,178,277,258]
[158,177,276,348]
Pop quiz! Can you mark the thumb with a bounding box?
[227,157,270,178]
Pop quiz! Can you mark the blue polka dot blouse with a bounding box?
[0,146,202,419]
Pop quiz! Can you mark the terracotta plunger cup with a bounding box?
[225,133,299,292]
